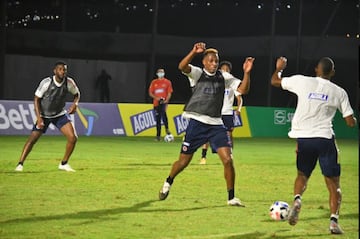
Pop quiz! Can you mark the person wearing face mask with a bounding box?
[148,68,173,141]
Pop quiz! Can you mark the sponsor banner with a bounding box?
[118,104,184,136]
[246,106,358,138]
[0,100,126,136]
[232,107,252,137]
[246,107,294,137]
[119,103,251,137]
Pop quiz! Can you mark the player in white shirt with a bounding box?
[15,61,80,172]
[271,56,357,234]
[200,61,243,165]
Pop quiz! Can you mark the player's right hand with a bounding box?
[193,42,206,54]
[276,57,287,71]
[36,119,44,129]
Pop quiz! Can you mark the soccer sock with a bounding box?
[166,176,173,185]
[294,194,301,202]
[330,214,339,223]
[61,160,67,165]
[228,189,235,200]
[201,148,207,158]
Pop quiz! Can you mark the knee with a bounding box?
[68,135,77,144]
[222,156,234,167]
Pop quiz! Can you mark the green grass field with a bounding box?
[0,136,358,239]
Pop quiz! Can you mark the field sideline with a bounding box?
[0,136,358,239]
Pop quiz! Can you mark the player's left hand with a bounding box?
[243,57,255,73]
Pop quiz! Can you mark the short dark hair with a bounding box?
[54,61,67,68]
[219,61,232,71]
[318,57,334,76]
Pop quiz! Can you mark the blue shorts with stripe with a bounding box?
[296,137,340,177]
[32,114,71,133]
[221,114,234,132]
[181,119,231,154]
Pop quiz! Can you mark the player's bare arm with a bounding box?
[68,93,80,114]
[271,57,287,88]
[34,96,44,129]
[237,57,254,95]
[178,42,206,74]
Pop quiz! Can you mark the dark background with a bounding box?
[0,0,359,108]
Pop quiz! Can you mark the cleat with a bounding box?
[288,199,301,226]
[159,181,171,200]
[58,163,76,172]
[15,164,23,172]
[166,129,171,135]
[330,220,344,234]
[227,197,245,207]
[154,136,161,142]
[199,157,207,165]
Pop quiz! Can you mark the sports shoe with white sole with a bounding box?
[159,181,171,200]
[199,158,206,165]
[330,220,344,234]
[15,164,23,172]
[227,197,245,207]
[288,199,301,226]
[58,163,76,172]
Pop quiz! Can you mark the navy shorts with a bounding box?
[221,115,234,132]
[181,119,231,154]
[296,137,340,177]
[32,114,71,133]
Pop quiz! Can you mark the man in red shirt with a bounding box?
[149,68,173,141]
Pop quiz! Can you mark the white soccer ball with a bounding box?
[164,134,174,142]
[269,201,289,221]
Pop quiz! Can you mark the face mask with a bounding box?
[157,72,165,78]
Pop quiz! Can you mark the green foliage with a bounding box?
[0,136,358,239]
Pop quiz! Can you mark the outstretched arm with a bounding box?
[237,57,255,95]
[271,57,287,88]
[178,42,206,74]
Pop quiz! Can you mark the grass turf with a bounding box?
[0,136,358,239]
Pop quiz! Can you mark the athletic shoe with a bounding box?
[330,220,344,234]
[15,164,23,172]
[159,181,171,200]
[166,129,171,135]
[227,197,245,207]
[288,199,301,226]
[199,158,206,165]
[58,163,76,172]
[154,136,161,142]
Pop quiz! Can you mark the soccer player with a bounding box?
[159,42,254,206]
[15,61,80,172]
[148,68,173,141]
[271,56,357,234]
[200,60,243,165]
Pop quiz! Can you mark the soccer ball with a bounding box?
[269,201,289,221]
[164,134,174,142]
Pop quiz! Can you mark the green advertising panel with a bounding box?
[246,107,358,139]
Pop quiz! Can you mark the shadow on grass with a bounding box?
[0,199,223,225]
[226,231,265,239]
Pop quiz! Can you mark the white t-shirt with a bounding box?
[182,64,241,125]
[281,75,354,139]
[222,83,242,115]
[35,76,80,118]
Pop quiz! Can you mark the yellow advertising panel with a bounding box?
[117,103,251,137]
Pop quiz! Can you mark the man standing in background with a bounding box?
[149,68,173,141]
